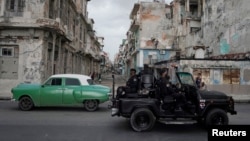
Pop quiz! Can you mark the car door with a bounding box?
[40,78,63,106]
[63,78,81,105]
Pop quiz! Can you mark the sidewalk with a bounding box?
[229,95,250,103]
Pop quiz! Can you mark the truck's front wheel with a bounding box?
[205,108,228,126]
[130,108,156,132]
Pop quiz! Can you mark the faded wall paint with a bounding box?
[139,2,174,49]
[0,0,102,98]
[177,59,250,95]
[202,0,250,56]
[179,60,250,85]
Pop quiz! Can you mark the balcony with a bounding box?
[129,19,140,32]
[129,3,140,19]
[183,12,201,21]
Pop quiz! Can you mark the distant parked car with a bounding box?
[11,74,111,111]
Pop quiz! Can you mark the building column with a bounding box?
[198,0,202,17]
[186,0,190,12]
[51,33,57,75]
[58,37,62,74]
[44,39,48,78]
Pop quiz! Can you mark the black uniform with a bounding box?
[126,75,139,92]
[157,76,174,99]
[157,76,186,108]
[116,75,139,99]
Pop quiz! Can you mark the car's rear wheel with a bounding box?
[205,108,228,126]
[130,108,156,132]
[84,100,98,111]
[19,96,34,111]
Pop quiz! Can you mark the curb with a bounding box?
[234,99,250,103]
[0,97,11,101]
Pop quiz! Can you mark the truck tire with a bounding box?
[205,108,228,126]
[130,108,156,132]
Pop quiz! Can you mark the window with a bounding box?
[73,19,76,36]
[49,0,55,19]
[51,78,62,86]
[65,78,80,86]
[6,0,25,12]
[0,47,14,57]
[223,69,240,84]
[80,24,83,41]
[0,46,18,79]
[45,78,62,86]
[87,79,95,85]
[17,0,25,12]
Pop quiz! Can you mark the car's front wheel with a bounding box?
[130,108,156,132]
[19,96,34,111]
[205,108,228,126]
[84,100,99,111]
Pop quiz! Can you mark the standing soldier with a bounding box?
[195,73,202,89]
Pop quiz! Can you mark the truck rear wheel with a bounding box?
[130,108,156,132]
[205,108,228,126]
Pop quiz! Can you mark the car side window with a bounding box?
[65,78,81,86]
[87,79,94,85]
[49,78,62,86]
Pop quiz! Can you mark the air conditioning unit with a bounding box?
[160,50,165,55]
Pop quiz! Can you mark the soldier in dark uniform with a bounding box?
[157,68,173,99]
[157,68,187,110]
[116,68,139,99]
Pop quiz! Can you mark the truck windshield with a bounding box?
[178,73,195,86]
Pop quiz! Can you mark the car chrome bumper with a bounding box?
[11,98,16,102]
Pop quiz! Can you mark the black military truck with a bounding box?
[110,72,237,132]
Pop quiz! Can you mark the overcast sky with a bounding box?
[88,0,172,62]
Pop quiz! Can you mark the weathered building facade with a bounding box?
[125,1,175,73]
[116,0,250,95]
[0,0,104,98]
[165,0,250,95]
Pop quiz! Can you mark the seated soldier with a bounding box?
[158,68,187,110]
[116,68,139,99]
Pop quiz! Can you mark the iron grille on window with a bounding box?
[6,0,25,12]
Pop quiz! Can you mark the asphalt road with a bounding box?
[0,101,250,141]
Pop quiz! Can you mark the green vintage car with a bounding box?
[11,74,111,111]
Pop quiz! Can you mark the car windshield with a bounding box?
[87,79,95,85]
[177,73,195,86]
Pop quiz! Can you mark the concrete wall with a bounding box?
[139,2,174,49]
[0,0,102,98]
[202,0,250,56]
[128,2,175,70]
[176,59,250,95]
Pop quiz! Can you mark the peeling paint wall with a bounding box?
[129,2,175,69]
[0,0,101,98]
[202,0,250,56]
[139,2,174,49]
[177,60,250,94]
